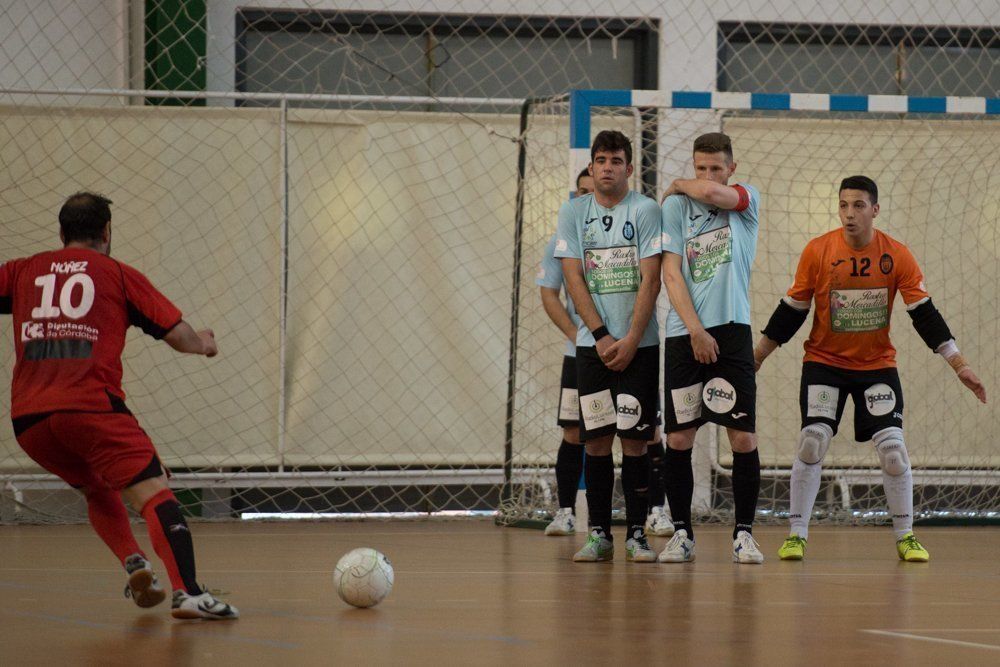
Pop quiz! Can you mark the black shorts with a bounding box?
[576,345,659,441]
[800,362,903,442]
[556,355,580,427]
[663,323,756,433]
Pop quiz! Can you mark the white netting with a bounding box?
[502,96,1000,526]
[0,0,997,523]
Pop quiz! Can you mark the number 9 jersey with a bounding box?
[0,248,182,418]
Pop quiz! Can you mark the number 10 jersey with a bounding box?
[0,247,182,418]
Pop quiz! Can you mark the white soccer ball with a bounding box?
[333,548,394,608]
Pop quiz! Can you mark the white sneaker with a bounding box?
[657,529,695,563]
[544,507,576,536]
[573,529,614,562]
[171,590,239,620]
[732,530,764,564]
[123,554,166,609]
[644,506,675,537]
[625,528,657,562]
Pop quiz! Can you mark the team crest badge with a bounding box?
[879,253,893,274]
[622,221,635,241]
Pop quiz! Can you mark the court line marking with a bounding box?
[0,609,300,650]
[861,629,1000,651]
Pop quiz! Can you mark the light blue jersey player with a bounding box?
[658,132,765,566]
[537,169,591,537]
[553,130,662,564]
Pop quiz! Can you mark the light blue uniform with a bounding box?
[660,183,760,336]
[554,190,661,348]
[536,233,580,357]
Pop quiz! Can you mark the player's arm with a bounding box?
[662,252,718,363]
[561,258,613,357]
[0,260,16,314]
[164,321,218,357]
[662,179,747,211]
[553,200,614,358]
[755,244,816,371]
[897,246,985,403]
[604,255,660,372]
[539,286,576,343]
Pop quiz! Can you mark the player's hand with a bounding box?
[603,335,639,372]
[958,367,986,403]
[690,328,719,364]
[198,329,218,358]
[660,180,682,204]
[595,333,615,363]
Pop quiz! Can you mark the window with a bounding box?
[718,23,1000,96]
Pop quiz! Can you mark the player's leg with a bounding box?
[660,332,704,561]
[613,346,660,562]
[62,410,237,618]
[780,363,846,560]
[573,347,617,561]
[854,372,927,561]
[644,426,675,537]
[14,413,160,606]
[547,355,583,536]
[697,324,762,563]
[122,475,238,618]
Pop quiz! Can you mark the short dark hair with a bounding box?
[839,175,878,204]
[576,168,591,188]
[693,132,734,162]
[590,130,632,165]
[59,192,113,243]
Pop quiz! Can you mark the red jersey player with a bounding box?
[0,192,238,620]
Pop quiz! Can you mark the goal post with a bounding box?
[499,88,1000,526]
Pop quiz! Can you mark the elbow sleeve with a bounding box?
[907,299,954,350]
[761,299,809,345]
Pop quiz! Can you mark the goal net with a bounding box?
[500,90,1000,526]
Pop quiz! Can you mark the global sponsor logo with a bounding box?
[864,383,896,416]
[616,393,642,430]
[702,378,737,414]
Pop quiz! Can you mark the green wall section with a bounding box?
[144,0,207,105]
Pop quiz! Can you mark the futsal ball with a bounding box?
[334,548,394,608]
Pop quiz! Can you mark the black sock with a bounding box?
[621,454,650,534]
[584,453,614,539]
[555,440,584,511]
[663,446,694,540]
[732,448,761,539]
[646,441,666,508]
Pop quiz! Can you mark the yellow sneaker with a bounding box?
[896,532,930,562]
[777,535,807,560]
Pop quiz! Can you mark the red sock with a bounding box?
[140,488,201,594]
[85,489,143,566]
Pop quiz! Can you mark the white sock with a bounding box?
[789,458,822,539]
[883,468,914,540]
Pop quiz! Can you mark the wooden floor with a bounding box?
[1,521,999,666]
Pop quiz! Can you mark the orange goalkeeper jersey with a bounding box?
[787,228,929,371]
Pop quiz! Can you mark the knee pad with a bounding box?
[797,423,833,465]
[873,427,909,476]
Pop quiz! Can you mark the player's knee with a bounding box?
[873,427,909,476]
[729,430,757,453]
[666,430,695,451]
[797,423,833,465]
[563,426,581,445]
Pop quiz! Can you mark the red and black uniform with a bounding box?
[0,247,181,489]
